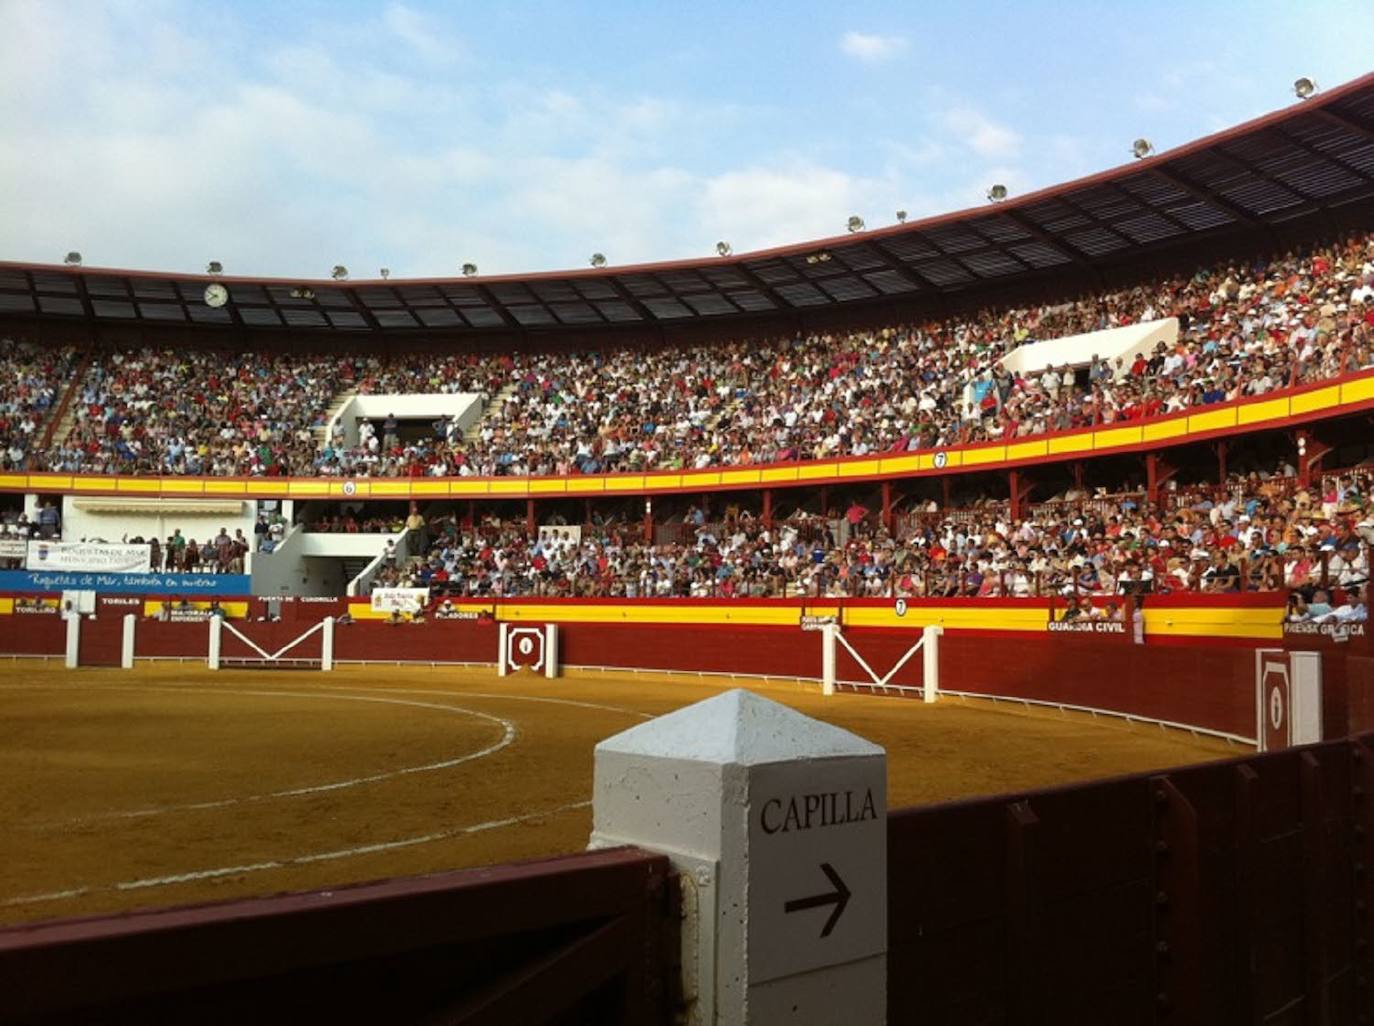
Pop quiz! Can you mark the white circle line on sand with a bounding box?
[307,684,656,720]
[0,799,593,909]
[2,685,518,829]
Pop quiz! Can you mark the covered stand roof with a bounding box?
[3,73,1373,340]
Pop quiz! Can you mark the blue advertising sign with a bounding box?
[0,571,252,595]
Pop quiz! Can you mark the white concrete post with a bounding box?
[64,612,80,669]
[543,623,558,679]
[320,616,335,672]
[591,689,887,1025]
[121,614,136,669]
[821,624,837,696]
[497,622,509,676]
[207,616,222,670]
[921,625,941,704]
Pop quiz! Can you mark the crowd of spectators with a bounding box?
[4,231,1373,479]
[0,340,78,473]
[364,469,1369,622]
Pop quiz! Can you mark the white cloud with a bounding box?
[383,3,462,63]
[839,31,908,63]
[942,108,1022,159]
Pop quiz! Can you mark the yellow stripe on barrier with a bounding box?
[1094,426,1143,450]
[1237,397,1289,426]
[1187,407,1237,434]
[1047,432,1093,455]
[1290,385,1341,415]
[1006,441,1048,463]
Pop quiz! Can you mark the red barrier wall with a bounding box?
[0,614,64,657]
[77,616,123,667]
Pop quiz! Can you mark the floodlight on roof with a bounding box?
[459,262,478,277]
[331,265,348,280]
[1294,76,1318,100]
[379,267,390,279]
[846,215,865,233]
[63,251,82,266]
[1131,138,1154,159]
[804,251,833,265]
[986,184,1008,202]
[716,241,732,257]
[896,210,908,223]
[206,260,223,274]
[590,252,607,268]
[290,287,316,300]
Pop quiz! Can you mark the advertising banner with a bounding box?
[0,538,27,560]
[0,570,250,595]
[371,587,431,613]
[26,541,151,575]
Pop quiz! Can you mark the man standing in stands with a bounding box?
[37,501,59,540]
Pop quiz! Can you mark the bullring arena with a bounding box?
[0,659,1233,926]
[3,64,1374,1026]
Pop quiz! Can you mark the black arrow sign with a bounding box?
[783,862,851,938]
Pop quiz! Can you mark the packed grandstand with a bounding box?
[2,230,1372,480]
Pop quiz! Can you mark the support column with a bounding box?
[525,498,536,536]
[1215,441,1228,485]
[880,482,893,536]
[321,616,335,672]
[644,497,654,545]
[207,616,222,670]
[762,489,774,531]
[1072,461,1084,491]
[1146,453,1178,508]
[1009,470,1028,521]
[940,476,951,510]
[121,614,136,669]
[591,690,887,1025]
[1296,430,1332,488]
[64,611,80,669]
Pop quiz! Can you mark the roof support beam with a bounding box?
[867,240,941,293]
[600,276,661,324]
[1312,107,1374,146]
[1148,165,1266,229]
[1276,125,1374,185]
[339,287,382,332]
[732,262,801,313]
[998,209,1101,273]
[1104,182,1194,235]
[471,284,523,331]
[1213,144,1316,202]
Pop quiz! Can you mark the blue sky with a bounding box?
[1,1,1370,279]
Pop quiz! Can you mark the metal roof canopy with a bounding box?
[2,73,1373,342]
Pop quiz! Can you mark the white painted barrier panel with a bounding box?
[121,614,136,669]
[64,613,79,669]
[321,616,335,672]
[1290,650,1323,746]
[207,617,222,671]
[591,689,887,1025]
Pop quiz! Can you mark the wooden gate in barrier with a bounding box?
[0,848,678,1026]
[888,731,1374,1025]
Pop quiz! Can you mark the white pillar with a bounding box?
[591,689,887,1025]
[921,625,941,704]
[207,616,222,670]
[64,612,80,669]
[821,624,837,696]
[543,623,559,678]
[497,622,509,676]
[121,614,136,669]
[320,616,335,672]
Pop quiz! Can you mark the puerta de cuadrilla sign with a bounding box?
[590,689,887,1025]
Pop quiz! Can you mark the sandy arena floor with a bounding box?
[0,661,1237,926]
